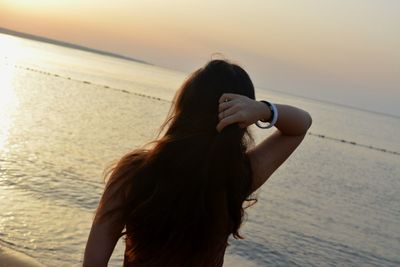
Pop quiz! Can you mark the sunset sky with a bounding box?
[1,0,399,116]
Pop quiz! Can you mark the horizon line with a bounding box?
[1,27,398,120]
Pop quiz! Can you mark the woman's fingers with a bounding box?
[218,99,236,112]
[217,114,241,132]
[217,93,254,131]
[219,93,240,103]
[218,105,238,119]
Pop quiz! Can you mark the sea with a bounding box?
[0,33,399,267]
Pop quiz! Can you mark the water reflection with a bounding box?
[0,62,19,151]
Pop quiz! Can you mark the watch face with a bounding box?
[256,120,273,129]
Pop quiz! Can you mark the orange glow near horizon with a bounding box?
[1,0,399,114]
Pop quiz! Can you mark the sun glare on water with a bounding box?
[0,35,21,151]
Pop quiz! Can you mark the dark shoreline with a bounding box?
[0,27,150,66]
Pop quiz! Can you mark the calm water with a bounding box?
[0,33,399,267]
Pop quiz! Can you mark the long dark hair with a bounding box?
[98,59,256,266]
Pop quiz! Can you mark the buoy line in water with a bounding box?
[308,132,399,156]
[12,64,171,103]
[14,64,400,157]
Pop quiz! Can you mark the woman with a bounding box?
[83,59,312,267]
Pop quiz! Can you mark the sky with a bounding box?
[1,0,399,116]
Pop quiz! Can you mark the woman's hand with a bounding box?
[217,93,271,132]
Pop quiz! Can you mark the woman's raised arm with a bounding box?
[217,93,312,192]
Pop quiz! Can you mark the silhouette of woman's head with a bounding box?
[163,59,255,136]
